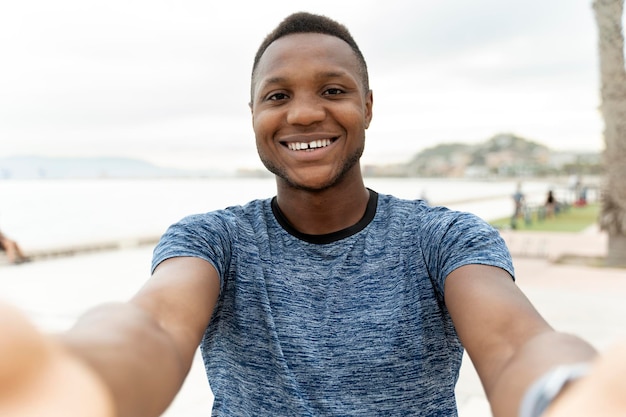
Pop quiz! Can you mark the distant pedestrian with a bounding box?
[511,182,525,228]
[0,229,29,264]
[545,190,557,218]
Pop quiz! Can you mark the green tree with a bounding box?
[593,0,626,267]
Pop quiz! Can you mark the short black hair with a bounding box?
[250,12,369,100]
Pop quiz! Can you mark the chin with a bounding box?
[280,174,338,193]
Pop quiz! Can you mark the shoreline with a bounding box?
[2,223,612,269]
[0,176,601,266]
[0,235,160,266]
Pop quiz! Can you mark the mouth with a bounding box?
[283,138,337,151]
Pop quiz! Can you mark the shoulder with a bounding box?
[151,198,273,273]
[375,192,487,234]
[374,192,429,221]
[174,198,272,233]
[374,192,499,252]
[377,192,513,275]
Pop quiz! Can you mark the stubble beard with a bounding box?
[258,142,365,193]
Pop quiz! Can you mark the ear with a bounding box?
[364,89,373,129]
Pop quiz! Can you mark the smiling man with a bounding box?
[1,12,625,417]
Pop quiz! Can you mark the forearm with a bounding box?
[487,331,597,417]
[59,302,191,417]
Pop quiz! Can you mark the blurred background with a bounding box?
[0,0,609,173]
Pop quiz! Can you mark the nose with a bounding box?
[286,94,326,126]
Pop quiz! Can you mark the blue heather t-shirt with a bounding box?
[152,190,514,416]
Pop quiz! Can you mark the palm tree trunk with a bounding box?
[593,0,626,267]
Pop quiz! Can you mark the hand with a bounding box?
[545,342,626,417]
[0,301,115,417]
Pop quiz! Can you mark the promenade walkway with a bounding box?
[0,226,624,416]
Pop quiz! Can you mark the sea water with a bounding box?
[0,177,553,251]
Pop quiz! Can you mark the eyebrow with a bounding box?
[260,70,352,89]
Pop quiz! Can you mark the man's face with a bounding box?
[250,33,373,192]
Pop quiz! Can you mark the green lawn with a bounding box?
[490,203,600,232]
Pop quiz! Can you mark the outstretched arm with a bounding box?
[0,256,220,417]
[445,264,597,417]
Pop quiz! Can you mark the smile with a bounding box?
[286,138,334,151]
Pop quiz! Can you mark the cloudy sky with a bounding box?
[0,1,615,172]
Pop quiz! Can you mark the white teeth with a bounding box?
[287,139,332,151]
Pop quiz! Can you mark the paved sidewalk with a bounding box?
[498,224,608,262]
[0,228,624,417]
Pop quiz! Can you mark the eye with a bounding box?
[266,92,289,101]
[323,88,345,96]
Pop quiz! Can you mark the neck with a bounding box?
[274,174,369,236]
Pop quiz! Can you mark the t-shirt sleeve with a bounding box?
[422,207,515,296]
[151,212,233,288]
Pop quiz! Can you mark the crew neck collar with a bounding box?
[271,189,378,244]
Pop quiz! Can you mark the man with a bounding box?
[1,12,625,417]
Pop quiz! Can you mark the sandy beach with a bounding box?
[1,226,624,417]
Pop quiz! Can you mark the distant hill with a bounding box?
[364,133,602,178]
[0,156,223,179]
[407,133,551,176]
